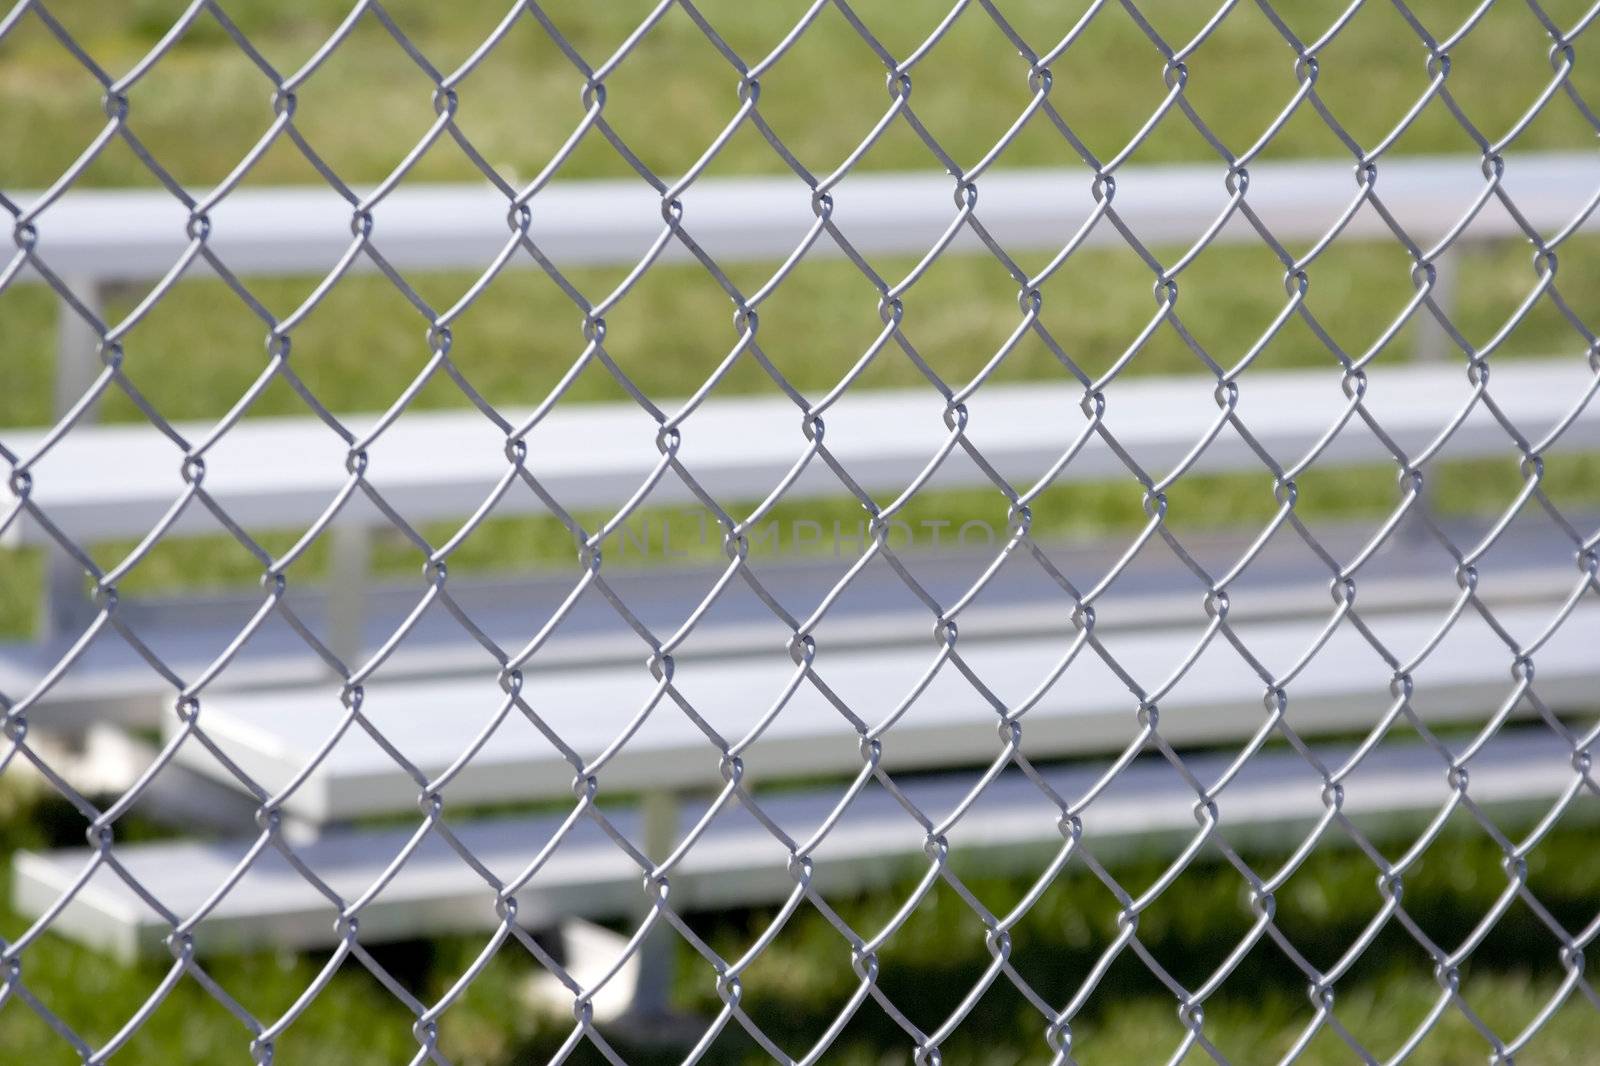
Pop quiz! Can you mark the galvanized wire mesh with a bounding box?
[3,1,1600,1063]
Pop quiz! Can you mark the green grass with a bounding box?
[4,1,1600,190]
[3,774,1600,1064]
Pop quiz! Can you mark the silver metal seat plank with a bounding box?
[14,732,1573,959]
[163,601,1599,822]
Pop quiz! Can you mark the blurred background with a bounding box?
[3,2,1600,1063]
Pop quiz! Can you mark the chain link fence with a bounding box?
[3,1,1600,1062]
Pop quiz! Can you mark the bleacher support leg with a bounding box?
[630,788,681,1021]
[44,278,105,641]
[326,522,370,669]
[1408,250,1458,541]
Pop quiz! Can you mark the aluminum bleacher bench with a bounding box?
[6,155,1600,996]
[14,732,1586,963]
[9,149,1600,721]
[23,154,1600,289]
[14,571,1596,1009]
[8,356,1600,956]
[155,591,1599,825]
[9,504,1599,961]
[5,356,1596,725]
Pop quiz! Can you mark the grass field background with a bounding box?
[3,1,1600,1062]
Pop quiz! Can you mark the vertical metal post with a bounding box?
[1408,250,1459,539]
[44,279,106,639]
[630,788,681,1020]
[1415,251,1458,367]
[326,522,371,669]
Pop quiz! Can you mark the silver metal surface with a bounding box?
[13,733,1578,962]
[3,2,1600,1064]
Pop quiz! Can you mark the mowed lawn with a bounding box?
[3,2,1600,1063]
